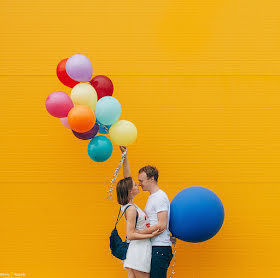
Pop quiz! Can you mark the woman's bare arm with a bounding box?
[136,211,168,234]
[125,207,161,240]
[120,146,131,178]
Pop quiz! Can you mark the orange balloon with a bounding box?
[68,105,95,133]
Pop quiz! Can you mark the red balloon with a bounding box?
[56,58,79,88]
[90,75,114,100]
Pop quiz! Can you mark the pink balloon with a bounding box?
[60,117,71,129]
[45,91,74,118]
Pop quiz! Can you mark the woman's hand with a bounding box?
[150,229,164,238]
[119,146,127,153]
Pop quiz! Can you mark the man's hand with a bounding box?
[170,235,177,245]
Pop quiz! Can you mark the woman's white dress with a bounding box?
[121,203,152,273]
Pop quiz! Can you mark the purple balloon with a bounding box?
[72,122,99,140]
[45,91,74,118]
[66,54,93,82]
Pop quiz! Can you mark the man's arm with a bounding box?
[120,146,131,178]
[137,211,168,234]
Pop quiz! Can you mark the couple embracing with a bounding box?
[116,147,174,278]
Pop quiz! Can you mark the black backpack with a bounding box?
[109,205,139,260]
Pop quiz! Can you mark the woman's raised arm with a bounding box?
[120,146,131,178]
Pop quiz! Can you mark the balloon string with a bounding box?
[96,121,109,133]
[103,125,109,133]
[107,149,127,200]
[169,242,177,278]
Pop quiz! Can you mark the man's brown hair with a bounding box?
[138,165,159,182]
[116,177,133,205]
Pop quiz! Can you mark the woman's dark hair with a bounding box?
[116,177,133,205]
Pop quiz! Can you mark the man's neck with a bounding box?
[149,184,160,195]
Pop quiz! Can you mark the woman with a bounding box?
[116,148,162,278]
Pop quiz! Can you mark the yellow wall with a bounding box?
[1,0,280,277]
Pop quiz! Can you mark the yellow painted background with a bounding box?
[1,0,280,277]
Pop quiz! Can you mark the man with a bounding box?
[120,147,174,278]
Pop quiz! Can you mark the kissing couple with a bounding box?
[115,146,175,278]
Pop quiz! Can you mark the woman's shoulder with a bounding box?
[121,203,129,212]
[121,203,137,212]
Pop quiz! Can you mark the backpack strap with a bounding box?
[114,204,139,228]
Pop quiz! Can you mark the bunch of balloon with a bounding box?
[45,54,111,162]
[45,54,138,163]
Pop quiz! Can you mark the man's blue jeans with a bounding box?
[150,246,173,278]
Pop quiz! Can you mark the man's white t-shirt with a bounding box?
[144,189,172,246]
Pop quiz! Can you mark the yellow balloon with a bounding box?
[70,83,97,110]
[109,120,137,146]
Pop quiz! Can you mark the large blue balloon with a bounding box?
[169,186,224,243]
[87,135,113,162]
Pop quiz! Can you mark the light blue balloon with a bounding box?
[95,96,121,125]
[96,120,112,134]
[87,135,113,162]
